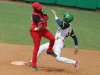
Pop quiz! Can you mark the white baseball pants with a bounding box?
[37,39,76,65]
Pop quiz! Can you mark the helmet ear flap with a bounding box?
[63,12,74,23]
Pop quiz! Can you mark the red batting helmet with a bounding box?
[32,2,42,10]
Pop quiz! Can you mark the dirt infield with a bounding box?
[0,43,100,75]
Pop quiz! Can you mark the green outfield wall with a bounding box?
[35,0,56,4]
[22,0,36,2]
[22,0,100,9]
[97,0,100,8]
[56,0,76,6]
[76,0,96,9]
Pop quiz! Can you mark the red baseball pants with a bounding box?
[30,29,55,67]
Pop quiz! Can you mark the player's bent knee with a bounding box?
[50,37,55,42]
[55,56,61,62]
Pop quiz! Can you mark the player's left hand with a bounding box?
[74,50,78,55]
[74,46,78,54]
[51,10,56,16]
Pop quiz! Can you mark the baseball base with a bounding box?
[11,61,27,66]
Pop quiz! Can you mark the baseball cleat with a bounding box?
[74,61,80,70]
[32,67,38,71]
[47,51,57,57]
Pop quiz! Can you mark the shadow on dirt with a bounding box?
[39,66,65,72]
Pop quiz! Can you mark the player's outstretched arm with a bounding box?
[71,35,78,54]
[51,10,62,27]
[51,10,57,17]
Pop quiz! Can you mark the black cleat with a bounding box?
[47,51,57,57]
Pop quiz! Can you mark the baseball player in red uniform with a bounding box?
[30,2,57,71]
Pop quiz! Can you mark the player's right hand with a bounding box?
[34,27,39,31]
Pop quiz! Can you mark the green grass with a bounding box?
[0,2,100,50]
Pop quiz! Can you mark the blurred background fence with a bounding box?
[20,0,100,10]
